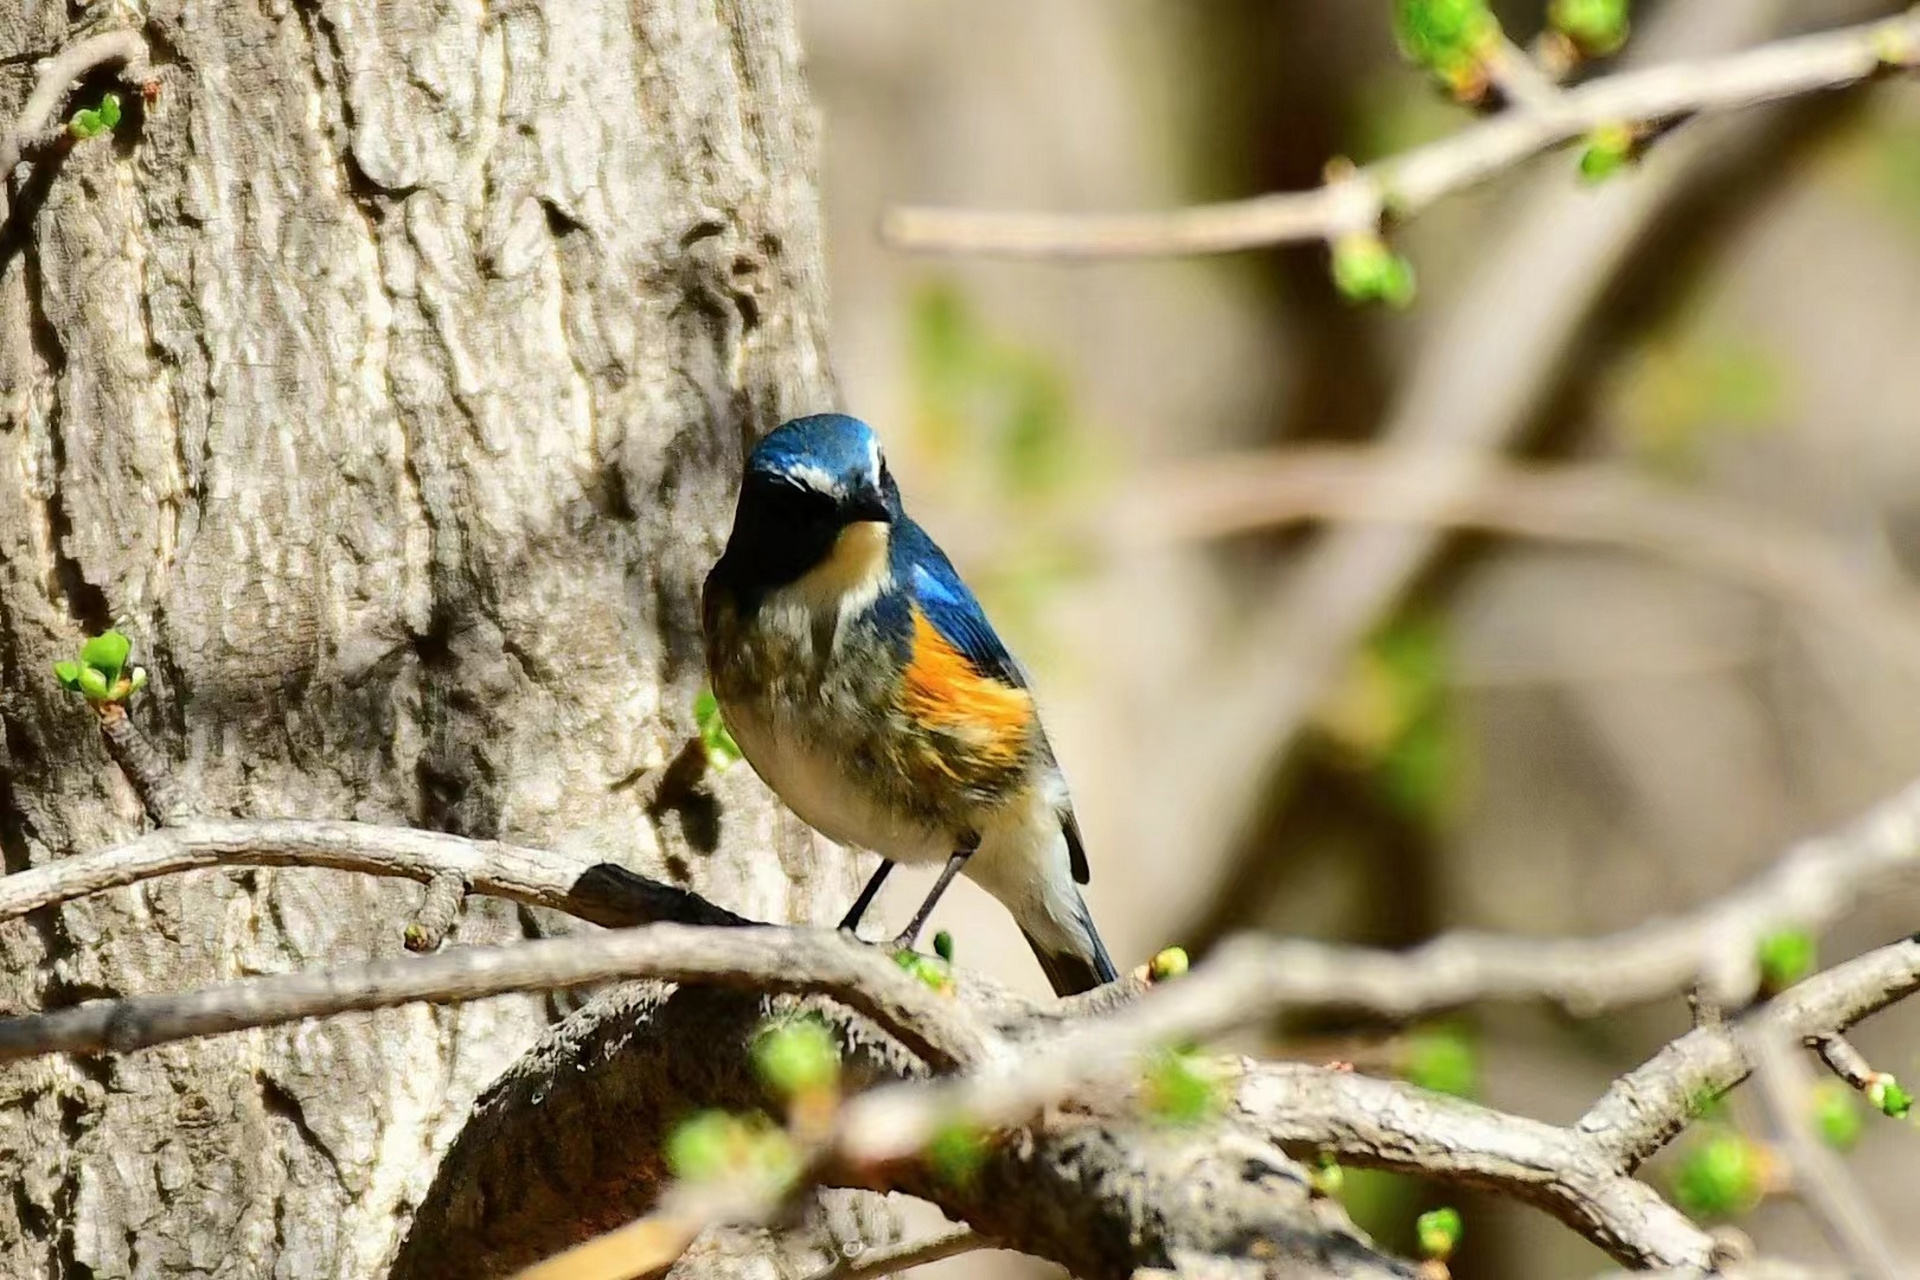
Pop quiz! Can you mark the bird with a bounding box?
[701,412,1118,996]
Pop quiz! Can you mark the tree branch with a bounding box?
[91,702,193,825]
[0,817,749,930]
[0,923,992,1073]
[1089,446,1920,679]
[1236,1063,1714,1269]
[3,770,1913,1273]
[1747,1027,1904,1280]
[804,1226,983,1280]
[882,10,1920,258]
[0,29,151,194]
[1580,935,1920,1168]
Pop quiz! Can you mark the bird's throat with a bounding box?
[792,520,892,614]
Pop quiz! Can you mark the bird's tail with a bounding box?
[1022,888,1117,997]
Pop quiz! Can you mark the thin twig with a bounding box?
[1085,0,1805,950]
[404,869,468,952]
[1746,1026,1905,1280]
[1236,1062,1713,1269]
[8,772,1919,1062]
[0,923,993,1073]
[0,817,750,930]
[1809,1031,1876,1091]
[944,446,1920,679]
[0,30,151,186]
[1581,936,1920,1168]
[3,809,1913,1271]
[509,1180,780,1280]
[883,10,1920,258]
[1486,36,1566,111]
[806,1227,986,1280]
[91,702,192,825]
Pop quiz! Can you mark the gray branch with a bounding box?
[0,923,990,1073]
[0,30,151,188]
[884,8,1920,257]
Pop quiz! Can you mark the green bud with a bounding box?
[1674,1129,1766,1220]
[933,929,955,963]
[1308,1150,1344,1198]
[1401,1024,1478,1099]
[1578,123,1636,184]
[926,1120,986,1186]
[1867,1074,1913,1120]
[665,1109,743,1183]
[53,660,82,692]
[1416,1207,1463,1261]
[1141,1049,1219,1127]
[1148,946,1189,982]
[97,94,122,130]
[1873,28,1918,69]
[1550,0,1630,56]
[1757,928,1817,993]
[893,948,952,993]
[752,1016,840,1098]
[1331,234,1417,309]
[693,687,743,770]
[126,667,148,695]
[664,1109,798,1188]
[77,666,111,700]
[1393,0,1500,92]
[81,630,131,687]
[1813,1081,1863,1151]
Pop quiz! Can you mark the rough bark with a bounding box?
[393,982,1414,1280]
[0,1,855,1275]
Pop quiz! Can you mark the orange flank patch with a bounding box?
[901,608,1033,768]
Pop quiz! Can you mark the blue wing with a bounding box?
[892,517,1027,691]
[894,517,1092,885]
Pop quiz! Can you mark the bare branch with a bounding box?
[1051,775,1920,1039]
[1101,446,1920,679]
[1809,1032,1877,1092]
[91,702,192,825]
[404,869,469,953]
[883,11,1920,258]
[1236,1063,1713,1270]
[0,30,151,191]
[1485,37,1566,111]
[0,924,993,1073]
[17,767,1917,1052]
[1580,936,1920,1168]
[4,775,1912,1272]
[1078,0,1814,948]
[805,1227,985,1280]
[0,817,749,930]
[509,1180,779,1280]
[1747,1027,1904,1280]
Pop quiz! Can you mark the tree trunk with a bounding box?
[0,1,852,1274]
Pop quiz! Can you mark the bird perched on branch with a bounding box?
[702,413,1117,996]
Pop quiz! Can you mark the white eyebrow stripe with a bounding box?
[783,462,839,494]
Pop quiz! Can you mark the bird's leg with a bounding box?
[837,858,895,934]
[892,832,979,952]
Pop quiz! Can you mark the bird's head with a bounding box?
[716,414,901,597]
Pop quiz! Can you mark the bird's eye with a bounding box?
[753,474,835,524]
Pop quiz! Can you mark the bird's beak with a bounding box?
[847,487,893,524]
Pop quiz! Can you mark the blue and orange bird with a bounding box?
[701,413,1118,996]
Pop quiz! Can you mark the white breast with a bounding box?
[721,700,950,866]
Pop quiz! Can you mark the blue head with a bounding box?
[714,414,903,593]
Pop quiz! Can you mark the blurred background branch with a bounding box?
[804,0,1920,1272]
[882,8,1920,258]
